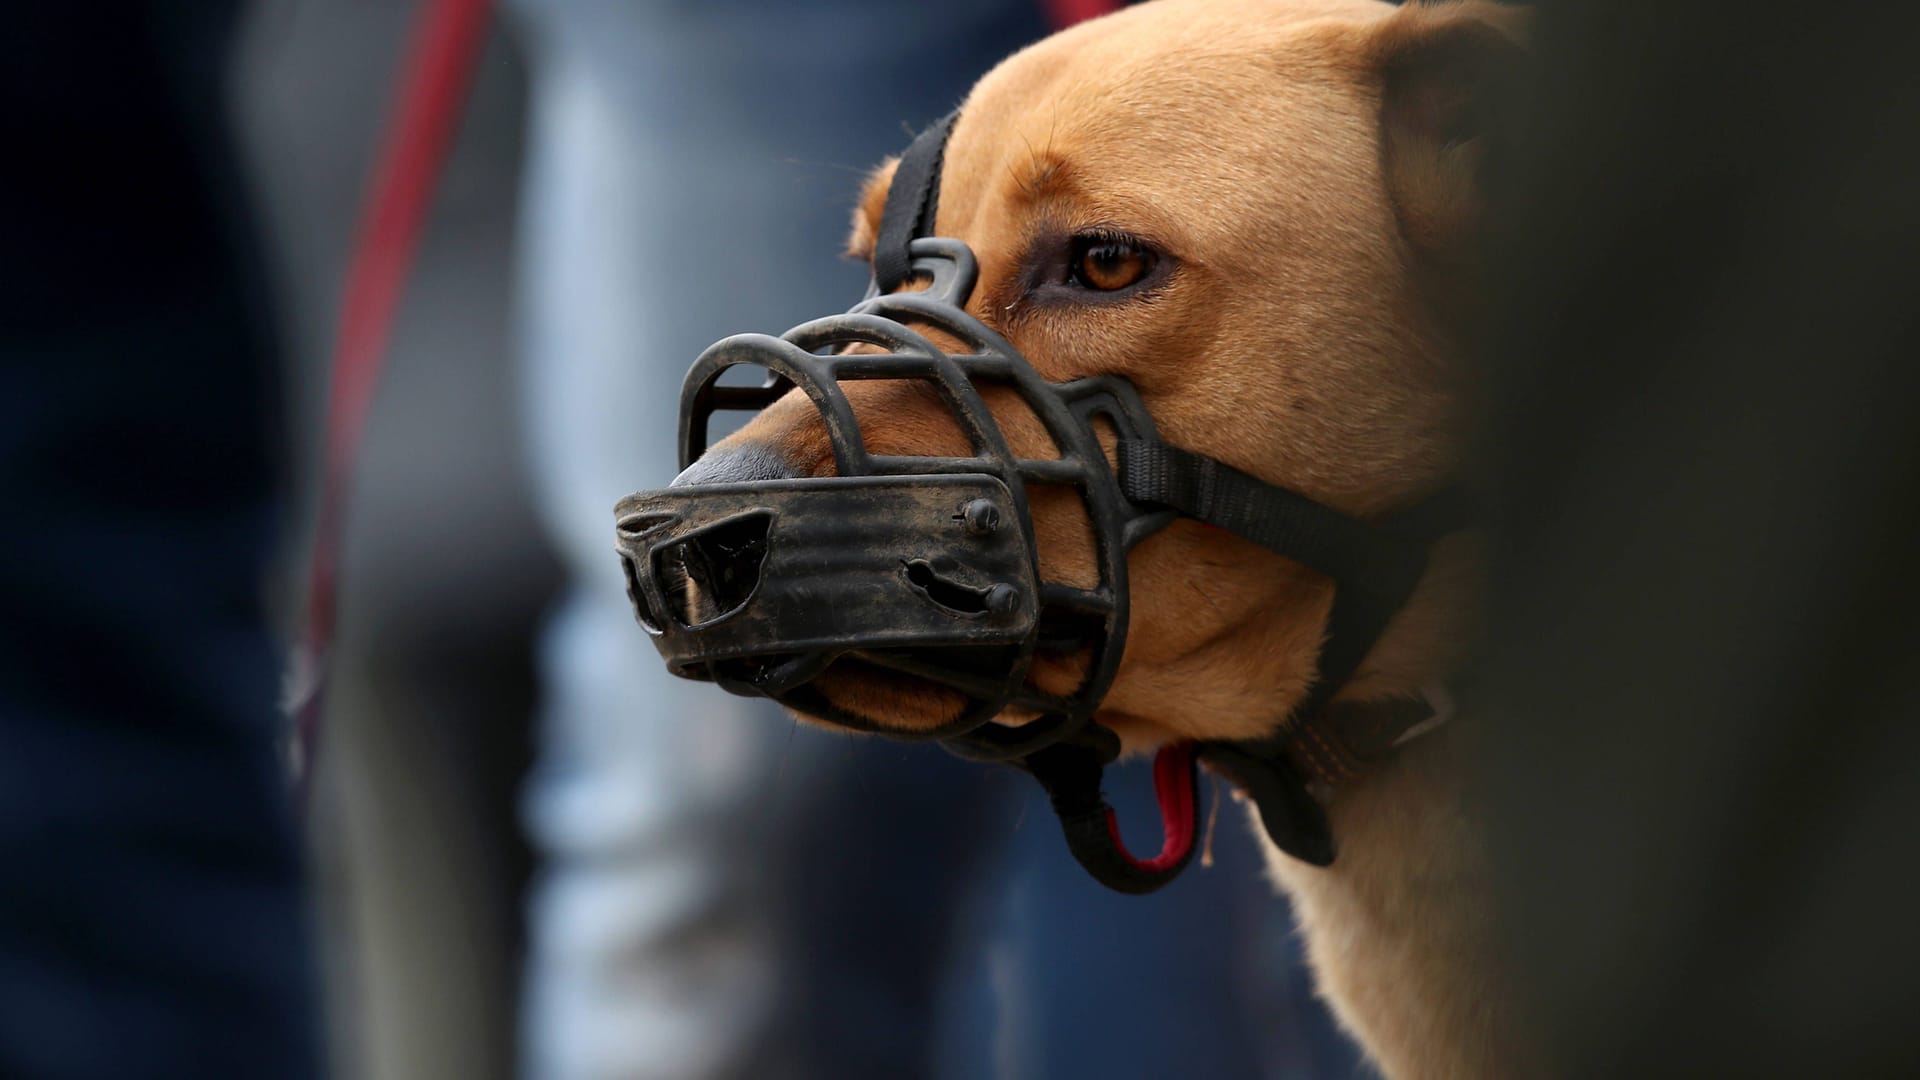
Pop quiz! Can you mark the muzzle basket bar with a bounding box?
[617,237,1175,761]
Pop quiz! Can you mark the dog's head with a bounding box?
[642,0,1522,752]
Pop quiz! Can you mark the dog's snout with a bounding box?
[672,442,798,487]
[635,443,795,631]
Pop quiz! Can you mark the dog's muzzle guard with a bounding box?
[617,237,1170,764]
[615,114,1467,894]
[623,473,1033,695]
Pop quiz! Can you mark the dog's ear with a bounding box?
[1366,2,1527,273]
[846,157,901,263]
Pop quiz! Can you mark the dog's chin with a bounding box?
[792,662,1087,739]
[796,659,973,736]
[790,662,1186,756]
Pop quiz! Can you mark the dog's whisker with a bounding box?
[1201,774,1224,868]
[842,732,876,803]
[1011,130,1040,199]
[768,715,799,804]
[1188,579,1225,618]
[775,156,874,176]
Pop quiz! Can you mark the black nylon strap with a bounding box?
[1121,436,1474,866]
[1024,740,1199,895]
[872,112,958,294]
[1298,484,1473,716]
[1193,743,1335,866]
[1117,439,1428,590]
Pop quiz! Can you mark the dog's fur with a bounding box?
[699,1,1524,1075]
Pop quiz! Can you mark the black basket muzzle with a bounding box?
[614,237,1173,761]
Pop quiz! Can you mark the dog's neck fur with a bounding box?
[1259,537,1520,1079]
[1264,724,1502,1080]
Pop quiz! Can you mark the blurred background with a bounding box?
[237,4,549,1076]
[8,1,1918,1079]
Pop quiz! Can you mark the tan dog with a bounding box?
[693,1,1524,1075]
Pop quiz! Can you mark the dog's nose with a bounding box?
[671,442,798,487]
[651,509,774,626]
[644,443,796,627]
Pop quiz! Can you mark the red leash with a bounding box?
[1104,741,1200,875]
[290,0,492,796]
[1044,0,1126,29]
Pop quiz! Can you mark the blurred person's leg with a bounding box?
[506,2,1046,1076]
[1474,1,1920,1075]
[0,4,319,1078]
[934,781,1371,1080]
[234,6,552,1074]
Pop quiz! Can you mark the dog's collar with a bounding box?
[1288,685,1458,789]
[1196,688,1454,867]
[1026,687,1456,892]
[1125,445,1471,872]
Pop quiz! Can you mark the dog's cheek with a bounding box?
[1028,485,1098,591]
[1103,526,1332,741]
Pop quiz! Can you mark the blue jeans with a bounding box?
[0,6,318,1077]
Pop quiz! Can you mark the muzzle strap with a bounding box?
[1117,438,1428,587]
[1117,437,1474,866]
[872,111,959,294]
[1117,437,1470,696]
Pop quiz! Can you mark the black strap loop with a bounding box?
[1194,743,1336,866]
[872,112,958,294]
[1024,739,1202,895]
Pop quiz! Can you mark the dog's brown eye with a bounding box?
[1070,237,1155,291]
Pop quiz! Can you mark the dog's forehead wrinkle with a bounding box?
[946,71,1389,272]
[960,0,1389,121]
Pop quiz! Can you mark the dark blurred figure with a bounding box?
[1475,1,1920,1075]
[0,4,320,1079]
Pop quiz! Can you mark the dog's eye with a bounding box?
[1069,236,1155,292]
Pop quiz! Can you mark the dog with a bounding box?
[658,1,1525,1075]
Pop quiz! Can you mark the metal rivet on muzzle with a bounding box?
[961,498,1000,536]
[985,583,1019,616]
